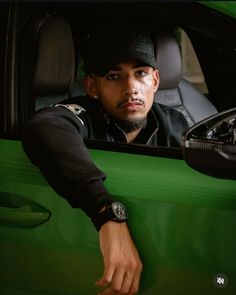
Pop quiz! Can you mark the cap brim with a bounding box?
[92,50,157,77]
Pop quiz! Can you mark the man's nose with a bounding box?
[123,76,138,98]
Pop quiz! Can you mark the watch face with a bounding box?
[111,202,128,221]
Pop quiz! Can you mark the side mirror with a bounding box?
[183,108,236,180]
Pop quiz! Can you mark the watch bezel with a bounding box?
[110,201,128,221]
[92,201,128,231]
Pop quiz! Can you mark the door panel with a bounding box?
[0,139,236,294]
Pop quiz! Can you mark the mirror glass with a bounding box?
[184,108,236,179]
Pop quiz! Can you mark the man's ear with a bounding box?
[84,75,98,99]
[153,70,160,93]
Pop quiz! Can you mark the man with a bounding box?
[22,23,188,295]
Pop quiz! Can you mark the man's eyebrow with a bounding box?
[109,66,122,71]
[109,63,150,71]
[133,62,150,69]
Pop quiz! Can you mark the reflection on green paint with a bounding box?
[200,1,236,20]
[0,139,236,294]
[0,192,51,228]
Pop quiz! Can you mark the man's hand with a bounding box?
[96,221,143,295]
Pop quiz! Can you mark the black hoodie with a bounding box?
[22,95,188,225]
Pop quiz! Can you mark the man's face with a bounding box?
[85,60,159,128]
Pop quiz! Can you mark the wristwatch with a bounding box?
[92,201,128,231]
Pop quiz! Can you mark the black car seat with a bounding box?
[33,15,75,110]
[20,14,76,112]
[155,31,218,127]
[34,15,76,111]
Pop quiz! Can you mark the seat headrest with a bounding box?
[33,15,75,96]
[156,31,182,89]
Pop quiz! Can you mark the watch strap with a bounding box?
[92,201,127,231]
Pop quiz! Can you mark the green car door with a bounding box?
[0,138,236,295]
[1,1,236,295]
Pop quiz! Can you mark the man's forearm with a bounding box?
[22,106,113,218]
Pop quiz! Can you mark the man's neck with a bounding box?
[126,127,143,143]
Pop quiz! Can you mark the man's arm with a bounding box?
[22,105,143,294]
[97,222,143,295]
[22,105,112,216]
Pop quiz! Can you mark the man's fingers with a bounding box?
[118,264,142,294]
[97,222,143,294]
[97,269,140,295]
[97,268,132,294]
[118,271,134,294]
[96,264,115,287]
[96,260,142,294]
[129,263,143,294]
[110,267,126,292]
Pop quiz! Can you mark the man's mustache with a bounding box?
[118,98,144,109]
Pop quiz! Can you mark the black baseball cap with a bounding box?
[82,23,157,77]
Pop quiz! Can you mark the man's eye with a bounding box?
[106,74,119,80]
[136,70,147,77]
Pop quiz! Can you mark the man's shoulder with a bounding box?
[152,101,189,145]
[152,101,177,113]
[56,95,103,117]
[58,95,90,108]
[57,95,106,127]
[152,102,188,125]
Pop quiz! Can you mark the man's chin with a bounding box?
[114,117,147,133]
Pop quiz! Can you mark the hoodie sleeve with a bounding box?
[21,105,113,219]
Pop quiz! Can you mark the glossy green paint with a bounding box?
[0,192,51,228]
[0,139,236,294]
[200,1,236,20]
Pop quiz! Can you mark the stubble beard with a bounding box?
[114,116,147,133]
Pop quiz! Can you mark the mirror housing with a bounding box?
[183,108,236,180]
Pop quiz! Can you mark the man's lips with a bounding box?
[119,100,144,111]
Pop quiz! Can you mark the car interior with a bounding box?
[154,31,218,126]
[3,2,236,140]
[20,14,75,117]
[21,12,217,135]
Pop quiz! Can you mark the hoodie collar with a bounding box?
[104,108,159,144]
